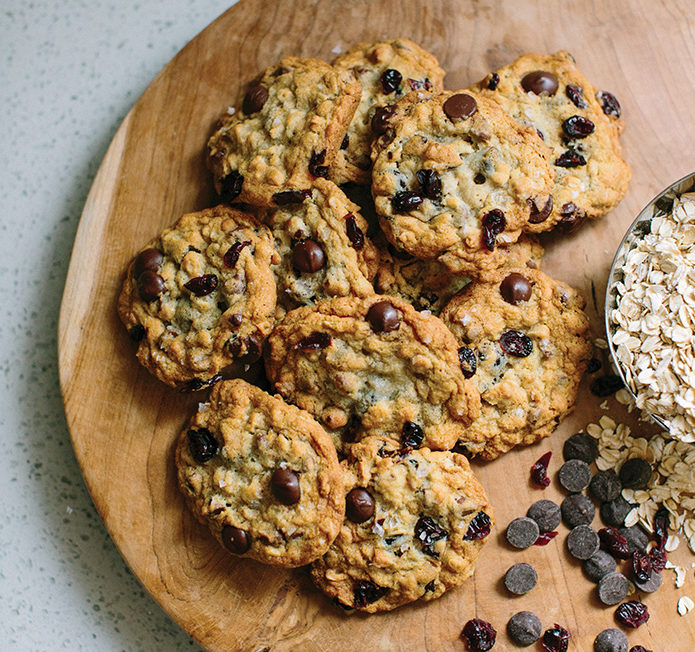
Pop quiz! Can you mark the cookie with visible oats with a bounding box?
[117,205,279,388]
[440,267,592,460]
[331,38,445,185]
[176,379,344,567]
[311,435,493,612]
[207,56,361,207]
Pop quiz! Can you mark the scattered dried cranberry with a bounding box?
[344,213,364,249]
[599,527,631,560]
[631,549,652,583]
[416,169,442,201]
[184,274,218,296]
[590,374,624,397]
[402,421,424,449]
[458,346,477,379]
[353,580,389,608]
[407,77,432,91]
[615,601,650,628]
[415,516,448,557]
[381,68,402,94]
[391,190,423,213]
[187,428,218,463]
[653,505,670,549]
[530,451,552,487]
[273,189,311,205]
[541,624,570,652]
[534,531,558,546]
[481,209,506,251]
[554,150,586,167]
[500,330,533,357]
[223,241,251,268]
[562,115,595,139]
[487,72,500,90]
[464,512,492,541]
[219,170,244,202]
[597,90,622,118]
[649,546,667,573]
[309,149,328,178]
[294,332,332,351]
[565,84,588,108]
[461,618,496,651]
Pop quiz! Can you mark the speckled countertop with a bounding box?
[1,2,232,649]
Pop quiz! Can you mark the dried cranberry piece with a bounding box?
[487,72,500,90]
[562,115,595,139]
[599,527,631,560]
[615,600,650,628]
[632,549,652,582]
[242,84,269,114]
[565,84,588,108]
[187,428,218,463]
[294,332,332,351]
[381,68,402,94]
[219,170,244,202]
[353,580,389,608]
[344,213,365,249]
[179,374,222,392]
[530,451,552,487]
[223,240,251,268]
[273,189,311,205]
[309,149,328,178]
[391,190,423,213]
[184,274,218,296]
[597,90,622,118]
[554,150,586,167]
[534,531,558,546]
[415,516,448,557]
[340,135,349,149]
[402,421,424,449]
[460,618,496,651]
[407,77,432,91]
[499,330,533,357]
[371,105,395,135]
[590,374,624,397]
[416,169,442,201]
[463,512,492,541]
[541,624,570,652]
[649,546,667,572]
[653,505,670,549]
[481,209,506,251]
[458,346,477,379]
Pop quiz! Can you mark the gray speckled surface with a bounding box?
[1,2,232,649]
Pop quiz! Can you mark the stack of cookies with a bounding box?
[118,38,629,612]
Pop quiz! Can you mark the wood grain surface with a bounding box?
[58,0,695,649]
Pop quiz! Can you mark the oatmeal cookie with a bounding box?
[370,90,555,273]
[207,57,360,207]
[176,379,344,567]
[311,435,493,612]
[440,267,592,460]
[331,38,445,185]
[472,51,630,228]
[264,295,480,453]
[117,205,279,388]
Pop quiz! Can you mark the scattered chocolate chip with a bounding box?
[371,105,395,135]
[504,562,537,595]
[473,172,486,184]
[461,618,496,652]
[353,579,389,608]
[527,195,553,223]
[598,572,629,605]
[219,170,244,202]
[506,517,540,549]
[500,273,532,304]
[309,149,328,178]
[458,346,477,379]
[380,68,402,94]
[344,213,365,249]
[242,84,269,114]
[270,468,300,505]
[500,329,533,357]
[366,300,400,333]
[583,550,617,583]
[346,487,375,523]
[565,84,588,108]
[340,134,349,150]
[594,628,629,652]
[187,428,218,463]
[291,239,326,272]
[562,494,596,528]
[541,623,570,652]
[562,115,595,139]
[599,527,631,559]
[632,569,661,593]
[128,324,145,341]
[401,421,424,449]
[507,611,541,646]
[443,93,478,120]
[563,432,599,464]
[133,248,163,278]
[521,70,558,95]
[415,516,448,557]
[486,72,500,90]
[558,459,592,493]
[619,458,652,489]
[294,332,332,351]
[555,150,587,168]
[221,525,250,554]
[463,511,492,540]
[619,526,648,553]
[527,499,561,532]
[597,90,621,118]
[590,470,622,502]
[273,189,312,205]
[416,169,442,201]
[601,496,632,528]
[587,357,602,373]
[481,209,506,251]
[534,531,558,546]
[567,524,600,560]
[184,274,218,297]
[137,270,166,302]
[391,190,423,213]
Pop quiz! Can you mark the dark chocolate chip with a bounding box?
[507,611,542,646]
[133,248,163,278]
[229,313,243,327]
[219,170,244,202]
[619,458,652,489]
[567,524,600,560]
[273,189,312,205]
[594,628,629,652]
[458,346,477,379]
[561,493,596,528]
[187,428,218,463]
[563,432,598,464]
[500,273,532,304]
[527,499,561,532]
[558,459,592,493]
[366,301,400,333]
[353,580,389,608]
[291,239,326,272]
[486,72,500,90]
[221,525,250,554]
[565,84,588,108]
[380,68,402,94]
[583,550,617,583]
[128,324,145,341]
[587,357,602,374]
[242,84,269,114]
[137,270,165,302]
[597,572,629,605]
[619,526,649,553]
[443,93,477,120]
[184,274,218,297]
[597,91,622,118]
[504,562,537,595]
[601,497,632,528]
[632,569,661,593]
[401,421,424,449]
[521,70,558,95]
[346,487,375,523]
[527,195,554,224]
[371,105,395,135]
[506,517,540,549]
[340,135,349,150]
[270,468,300,505]
[473,172,486,184]
[590,470,622,502]
[562,115,595,139]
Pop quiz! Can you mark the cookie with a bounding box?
[207,57,361,207]
[117,205,279,388]
[175,379,344,567]
[374,234,544,315]
[370,89,555,273]
[440,267,591,459]
[264,295,481,452]
[261,178,378,308]
[472,51,630,227]
[310,435,493,612]
[331,38,445,185]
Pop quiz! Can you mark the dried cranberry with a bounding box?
[653,505,670,549]
[530,451,552,487]
[597,90,622,118]
[562,115,595,139]
[294,332,332,351]
[463,512,492,541]
[402,421,424,449]
[187,428,218,463]
[371,105,395,135]
[458,346,477,379]
[407,77,432,91]
[353,580,389,608]
[631,549,652,583]
[481,209,506,251]
[179,374,222,392]
[487,72,500,90]
[565,84,588,108]
[460,618,496,651]
[615,601,650,628]
[380,68,402,94]
[541,624,570,652]
[344,213,364,249]
[184,274,218,297]
[340,135,349,149]
[309,149,328,178]
[590,374,624,397]
[554,150,586,167]
[415,516,448,557]
[649,546,667,573]
[499,330,533,357]
[599,527,631,560]
[273,189,312,205]
[223,241,251,268]
[416,169,442,201]
[534,531,558,546]
[219,170,244,202]
[391,190,423,213]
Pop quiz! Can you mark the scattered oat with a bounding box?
[678,596,694,616]
[594,337,609,350]
[600,400,609,410]
[66,505,73,515]
[676,566,687,588]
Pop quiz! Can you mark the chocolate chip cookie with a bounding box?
[331,38,445,185]
[176,379,344,567]
[311,435,493,612]
[370,89,555,273]
[264,295,480,453]
[472,51,630,227]
[207,57,361,207]
[440,267,591,460]
[118,205,279,388]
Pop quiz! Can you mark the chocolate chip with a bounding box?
[632,569,661,593]
[366,301,400,333]
[309,149,328,178]
[567,524,600,560]
[344,213,365,249]
[391,190,423,213]
[597,91,622,118]
[481,208,506,251]
[229,313,243,327]
[589,470,622,502]
[401,421,424,449]
[223,241,251,268]
[273,189,312,205]
[486,72,500,90]
[473,172,486,184]
[619,458,652,489]
[346,487,375,523]
[583,550,617,583]
[221,525,250,554]
[133,248,163,278]
[380,68,402,94]
[416,169,442,201]
[500,273,532,304]
[504,562,537,595]
[587,357,602,374]
[499,329,533,357]
[563,432,599,464]
[137,270,165,302]
[219,170,244,202]
[506,517,540,549]
[371,105,394,135]
[619,526,649,553]
[601,497,632,528]
[597,572,629,605]
[527,499,561,532]
[507,611,542,646]
[565,84,588,108]
[128,324,145,341]
[458,346,477,379]
[562,115,595,139]
[558,202,587,232]
[527,195,553,223]
[558,459,592,493]
[443,93,477,120]
[521,70,558,95]
[594,628,628,652]
[562,493,596,528]
[242,84,269,114]
[187,428,218,463]
[291,239,326,272]
[555,150,586,167]
[270,468,300,505]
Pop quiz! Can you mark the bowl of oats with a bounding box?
[606,171,695,440]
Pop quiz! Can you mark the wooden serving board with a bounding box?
[58,0,695,649]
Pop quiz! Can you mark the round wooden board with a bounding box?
[58,0,695,649]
